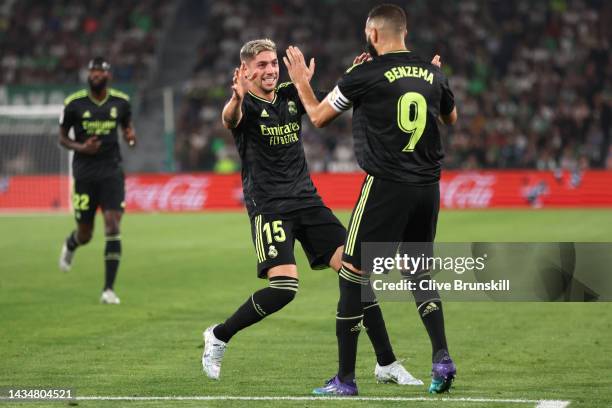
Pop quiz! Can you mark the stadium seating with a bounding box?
[176,0,611,172]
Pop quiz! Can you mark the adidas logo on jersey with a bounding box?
[83,111,91,118]
[260,109,269,118]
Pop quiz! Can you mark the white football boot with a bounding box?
[59,243,74,272]
[202,325,227,380]
[375,361,424,385]
[100,289,121,305]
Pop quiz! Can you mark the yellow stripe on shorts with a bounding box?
[345,175,374,256]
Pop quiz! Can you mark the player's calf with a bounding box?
[202,275,298,379]
[103,233,121,291]
[59,229,92,272]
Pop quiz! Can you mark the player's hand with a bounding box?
[305,56,316,82]
[431,54,442,68]
[124,127,136,147]
[283,46,311,86]
[79,136,101,155]
[352,53,372,65]
[231,63,250,100]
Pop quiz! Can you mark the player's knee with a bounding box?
[77,230,93,244]
[105,227,120,237]
[103,212,121,235]
[328,246,344,272]
[269,277,298,303]
[264,276,298,313]
[104,221,120,237]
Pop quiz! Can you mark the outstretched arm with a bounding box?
[430,54,458,125]
[222,63,251,129]
[283,46,341,128]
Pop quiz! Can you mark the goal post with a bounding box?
[0,105,72,213]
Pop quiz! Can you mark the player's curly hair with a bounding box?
[240,39,277,62]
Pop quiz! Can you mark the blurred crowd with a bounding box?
[176,0,612,172]
[0,0,172,84]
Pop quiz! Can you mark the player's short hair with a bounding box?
[367,4,407,33]
[88,56,111,71]
[240,39,277,62]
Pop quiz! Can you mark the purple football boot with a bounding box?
[313,375,358,396]
[429,350,456,393]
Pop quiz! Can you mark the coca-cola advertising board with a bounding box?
[1,171,611,212]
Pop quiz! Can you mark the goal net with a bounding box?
[0,105,71,212]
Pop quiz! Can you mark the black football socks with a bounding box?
[104,234,121,290]
[336,266,368,383]
[65,230,81,251]
[213,276,299,343]
[414,274,448,361]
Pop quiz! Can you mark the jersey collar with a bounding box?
[248,91,277,104]
[384,50,411,55]
[88,91,109,106]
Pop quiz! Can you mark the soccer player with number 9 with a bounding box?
[283,3,458,396]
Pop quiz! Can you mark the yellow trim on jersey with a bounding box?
[248,91,277,104]
[255,215,266,262]
[385,50,411,54]
[275,82,292,90]
[345,61,364,74]
[345,175,374,256]
[109,88,130,101]
[64,89,88,106]
[88,92,109,106]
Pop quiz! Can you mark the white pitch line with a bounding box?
[77,395,570,407]
[536,401,571,408]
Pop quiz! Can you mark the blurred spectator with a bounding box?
[177,0,611,172]
[0,0,172,84]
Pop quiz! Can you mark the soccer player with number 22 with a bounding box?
[58,57,136,305]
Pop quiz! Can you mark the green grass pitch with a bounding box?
[1,210,611,408]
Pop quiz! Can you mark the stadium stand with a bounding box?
[176,0,611,172]
[0,0,172,84]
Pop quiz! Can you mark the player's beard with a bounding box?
[88,77,108,94]
[365,35,378,57]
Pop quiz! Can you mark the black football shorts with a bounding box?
[72,172,125,224]
[342,174,440,270]
[250,206,346,278]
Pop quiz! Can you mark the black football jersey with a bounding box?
[328,51,455,184]
[231,82,325,217]
[60,88,132,181]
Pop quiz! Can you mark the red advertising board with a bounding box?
[1,171,611,212]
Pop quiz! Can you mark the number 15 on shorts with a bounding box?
[262,220,286,243]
